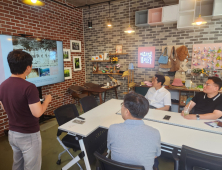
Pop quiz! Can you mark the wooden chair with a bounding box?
[68,85,88,112]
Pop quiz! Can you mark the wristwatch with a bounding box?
[196,114,200,120]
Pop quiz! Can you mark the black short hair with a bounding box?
[123,92,149,119]
[7,50,33,75]
[208,77,222,90]
[155,74,165,86]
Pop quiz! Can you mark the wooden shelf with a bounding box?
[92,72,122,75]
[90,60,110,62]
[109,53,128,56]
[148,7,163,26]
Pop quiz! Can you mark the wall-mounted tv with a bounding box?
[0,35,65,87]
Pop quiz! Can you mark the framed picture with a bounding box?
[73,56,82,71]
[63,49,71,61]
[70,40,81,52]
[64,67,72,80]
[99,54,103,60]
[104,52,109,60]
[116,45,122,54]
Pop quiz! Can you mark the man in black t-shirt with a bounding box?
[0,50,52,170]
[181,77,222,120]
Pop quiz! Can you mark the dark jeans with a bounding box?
[153,158,159,170]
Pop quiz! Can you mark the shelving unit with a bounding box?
[90,60,110,62]
[135,10,149,27]
[195,0,214,19]
[109,53,128,56]
[177,0,195,29]
[177,10,195,29]
[162,5,179,24]
[212,0,222,19]
[92,72,122,75]
[179,0,195,12]
[148,7,163,26]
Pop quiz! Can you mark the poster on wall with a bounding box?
[138,46,155,68]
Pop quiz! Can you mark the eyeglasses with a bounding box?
[121,102,124,107]
[203,83,217,87]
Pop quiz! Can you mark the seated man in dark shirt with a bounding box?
[181,77,222,120]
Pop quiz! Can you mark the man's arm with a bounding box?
[181,110,222,120]
[0,101,5,112]
[181,101,196,113]
[29,94,52,118]
[156,105,170,111]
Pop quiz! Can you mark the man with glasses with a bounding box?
[181,77,222,120]
[107,92,161,170]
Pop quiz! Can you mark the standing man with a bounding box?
[108,92,161,170]
[0,50,52,170]
[145,74,171,111]
[181,77,222,120]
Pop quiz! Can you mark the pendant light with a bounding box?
[124,0,135,33]
[22,0,45,6]
[107,1,112,27]
[88,5,92,28]
[192,0,207,26]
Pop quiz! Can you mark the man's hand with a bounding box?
[45,94,52,103]
[181,112,196,120]
[144,81,152,87]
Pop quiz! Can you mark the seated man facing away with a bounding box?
[181,77,222,120]
[145,74,171,111]
[107,92,161,170]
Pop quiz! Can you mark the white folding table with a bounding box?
[58,99,222,170]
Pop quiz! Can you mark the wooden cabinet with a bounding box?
[162,5,179,24]
[213,0,222,19]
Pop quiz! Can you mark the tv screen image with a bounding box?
[0,35,64,87]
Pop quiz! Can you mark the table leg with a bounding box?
[79,139,91,170]
[99,93,103,104]
[104,91,106,102]
[115,88,118,99]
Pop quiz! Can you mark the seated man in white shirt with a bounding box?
[145,74,171,111]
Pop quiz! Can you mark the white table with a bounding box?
[58,99,222,170]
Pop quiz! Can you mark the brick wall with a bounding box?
[83,0,222,100]
[0,0,85,137]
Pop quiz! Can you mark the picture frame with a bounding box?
[63,49,71,61]
[70,40,81,52]
[116,45,123,54]
[73,56,82,71]
[99,54,103,60]
[64,67,72,80]
[104,52,109,60]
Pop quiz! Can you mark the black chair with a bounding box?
[94,151,145,170]
[54,104,82,169]
[173,145,222,170]
[80,95,98,113]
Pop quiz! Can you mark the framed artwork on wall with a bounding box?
[116,45,122,54]
[70,40,81,52]
[73,56,82,71]
[138,46,155,68]
[63,49,71,61]
[64,67,72,80]
[104,52,109,60]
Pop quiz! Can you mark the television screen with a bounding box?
[0,35,64,87]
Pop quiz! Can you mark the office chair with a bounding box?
[80,95,98,113]
[172,145,222,170]
[54,104,82,169]
[94,151,145,170]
